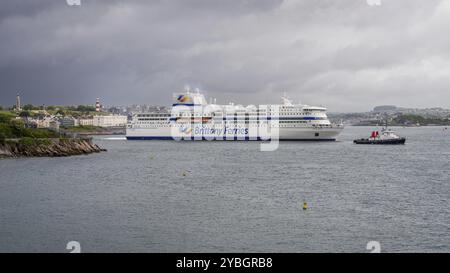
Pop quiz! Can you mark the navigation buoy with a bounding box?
[303,202,308,210]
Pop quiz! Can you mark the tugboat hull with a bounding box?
[353,138,406,145]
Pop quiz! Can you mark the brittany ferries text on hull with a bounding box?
[126,91,344,141]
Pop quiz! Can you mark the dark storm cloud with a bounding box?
[0,0,449,111]
[0,0,58,21]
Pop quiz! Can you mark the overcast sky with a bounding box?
[1,0,450,111]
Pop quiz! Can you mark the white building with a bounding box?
[27,115,57,129]
[49,120,60,131]
[58,117,79,127]
[35,117,51,129]
[93,115,127,127]
[78,118,94,126]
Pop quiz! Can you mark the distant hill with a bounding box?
[373,105,398,112]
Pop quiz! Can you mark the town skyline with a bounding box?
[2,92,450,114]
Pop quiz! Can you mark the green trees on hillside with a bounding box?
[392,114,450,126]
[0,112,58,139]
[76,105,96,112]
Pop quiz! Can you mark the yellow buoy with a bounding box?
[302,202,308,210]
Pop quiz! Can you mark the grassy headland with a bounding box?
[0,111,105,157]
[0,111,58,142]
[1,110,59,155]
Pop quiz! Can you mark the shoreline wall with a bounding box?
[0,138,106,158]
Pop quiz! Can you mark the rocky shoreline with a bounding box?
[0,138,106,158]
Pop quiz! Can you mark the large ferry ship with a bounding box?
[126,91,343,141]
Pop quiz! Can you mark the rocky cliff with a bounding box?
[0,138,106,158]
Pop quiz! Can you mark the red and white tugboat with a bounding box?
[354,127,406,145]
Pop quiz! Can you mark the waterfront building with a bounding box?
[93,115,127,127]
[78,118,94,126]
[49,120,60,132]
[58,117,78,128]
[34,117,53,129]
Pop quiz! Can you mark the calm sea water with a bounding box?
[0,126,449,253]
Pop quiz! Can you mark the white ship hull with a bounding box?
[126,126,343,141]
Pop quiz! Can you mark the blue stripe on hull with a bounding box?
[126,136,174,140]
[126,136,336,141]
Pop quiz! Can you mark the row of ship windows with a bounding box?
[131,124,334,129]
[134,121,316,125]
[137,118,324,122]
[280,113,318,116]
[131,124,320,129]
[137,112,321,119]
[137,118,168,121]
[137,114,171,118]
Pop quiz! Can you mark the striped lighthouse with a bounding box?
[95,98,102,112]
